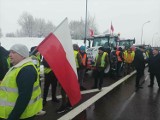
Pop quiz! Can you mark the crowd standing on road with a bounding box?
[0,42,159,119]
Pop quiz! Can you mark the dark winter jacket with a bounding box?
[0,46,9,80]
[148,53,160,73]
[133,49,145,70]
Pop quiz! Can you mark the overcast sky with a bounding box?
[0,0,160,45]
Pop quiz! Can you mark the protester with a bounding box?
[123,48,134,75]
[92,47,109,90]
[147,48,160,87]
[116,47,123,77]
[110,47,118,77]
[30,46,46,116]
[56,86,72,114]
[42,58,59,106]
[73,44,82,87]
[78,45,87,90]
[133,46,145,90]
[0,44,42,120]
[30,46,42,84]
[0,45,10,83]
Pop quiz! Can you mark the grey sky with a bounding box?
[0,0,160,45]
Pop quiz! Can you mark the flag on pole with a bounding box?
[89,29,94,37]
[110,22,114,33]
[37,18,81,106]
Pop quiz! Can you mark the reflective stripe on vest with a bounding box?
[0,85,39,93]
[0,94,41,107]
[74,51,79,68]
[95,52,107,67]
[0,62,42,119]
[80,53,87,66]
[44,67,52,74]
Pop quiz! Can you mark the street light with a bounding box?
[141,20,150,44]
[84,0,88,47]
[152,32,158,47]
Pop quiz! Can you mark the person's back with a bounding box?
[148,52,160,73]
[110,49,117,70]
[133,49,145,69]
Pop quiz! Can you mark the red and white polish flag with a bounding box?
[89,29,94,37]
[110,22,114,33]
[37,18,81,106]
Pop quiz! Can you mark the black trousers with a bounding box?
[43,71,58,101]
[93,69,105,88]
[116,62,122,76]
[60,87,70,107]
[135,68,144,87]
[149,72,160,87]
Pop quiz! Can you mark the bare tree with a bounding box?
[34,18,46,37]
[6,33,15,37]
[44,21,55,37]
[18,12,35,37]
[69,15,99,40]
[17,12,55,37]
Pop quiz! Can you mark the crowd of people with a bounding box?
[0,42,160,119]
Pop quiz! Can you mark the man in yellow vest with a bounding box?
[0,44,42,120]
[73,44,82,86]
[92,47,109,90]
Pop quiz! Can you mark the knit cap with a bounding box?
[80,46,86,51]
[10,44,29,58]
[98,47,105,51]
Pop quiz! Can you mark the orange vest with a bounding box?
[80,53,87,66]
[116,51,122,62]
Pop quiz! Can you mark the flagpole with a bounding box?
[84,0,88,47]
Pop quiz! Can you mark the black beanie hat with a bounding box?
[98,47,105,51]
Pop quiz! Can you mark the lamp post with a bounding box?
[141,21,150,44]
[152,32,158,47]
[84,0,88,47]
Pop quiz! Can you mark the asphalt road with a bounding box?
[35,68,160,120]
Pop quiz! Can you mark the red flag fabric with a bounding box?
[89,29,94,37]
[37,18,81,106]
[110,22,114,33]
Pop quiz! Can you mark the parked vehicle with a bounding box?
[86,33,135,72]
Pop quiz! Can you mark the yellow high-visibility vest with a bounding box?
[44,67,52,74]
[74,51,79,68]
[95,52,107,67]
[0,62,42,119]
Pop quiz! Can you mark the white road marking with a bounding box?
[58,71,136,120]
[46,89,100,101]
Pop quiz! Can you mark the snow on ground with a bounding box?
[0,37,89,51]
